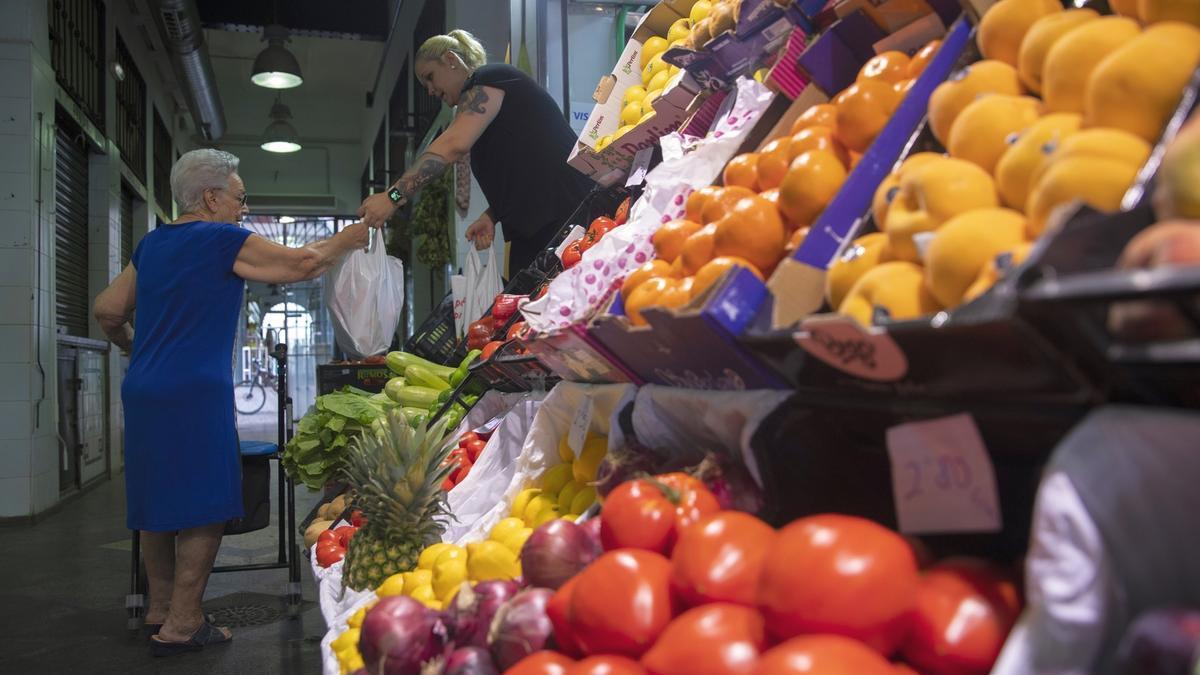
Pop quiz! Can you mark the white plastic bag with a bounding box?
[326,230,405,359]
[452,245,504,338]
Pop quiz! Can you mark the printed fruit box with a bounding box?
[567,0,706,186]
[523,323,643,385]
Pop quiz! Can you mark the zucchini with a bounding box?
[390,384,442,408]
[383,377,408,403]
[405,364,451,391]
[386,351,456,380]
[400,406,428,422]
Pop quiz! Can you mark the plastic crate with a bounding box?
[316,363,393,396]
[404,291,462,366]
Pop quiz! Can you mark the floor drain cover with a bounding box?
[208,603,285,628]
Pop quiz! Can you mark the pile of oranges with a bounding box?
[617,38,942,327]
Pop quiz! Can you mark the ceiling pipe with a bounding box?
[151,0,227,141]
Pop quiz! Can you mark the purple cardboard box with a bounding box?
[795,10,888,95]
[524,324,642,385]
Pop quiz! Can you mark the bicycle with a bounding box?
[235,358,279,415]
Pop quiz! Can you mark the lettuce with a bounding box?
[281,387,391,490]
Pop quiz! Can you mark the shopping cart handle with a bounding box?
[1023,265,1200,305]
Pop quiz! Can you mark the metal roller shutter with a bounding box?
[55,115,91,337]
[120,186,134,269]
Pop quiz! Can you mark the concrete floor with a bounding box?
[0,410,329,674]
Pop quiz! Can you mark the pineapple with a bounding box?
[341,410,458,591]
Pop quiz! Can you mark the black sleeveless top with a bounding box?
[461,64,595,239]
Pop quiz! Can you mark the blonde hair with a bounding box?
[417,29,487,70]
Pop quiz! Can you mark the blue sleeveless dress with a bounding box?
[122,221,252,531]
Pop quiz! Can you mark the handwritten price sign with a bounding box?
[795,315,908,382]
[885,414,1002,535]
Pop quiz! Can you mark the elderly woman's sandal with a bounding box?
[149,621,232,656]
[142,613,217,639]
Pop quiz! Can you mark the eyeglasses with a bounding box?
[211,187,248,207]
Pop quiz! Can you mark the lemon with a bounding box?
[640,96,658,119]
[594,135,614,153]
[623,85,647,107]
[409,583,439,608]
[640,36,669,70]
[490,517,527,543]
[402,569,432,593]
[620,100,643,127]
[466,541,521,581]
[418,542,453,570]
[571,486,597,515]
[331,627,359,652]
[573,436,607,484]
[347,605,368,629]
[690,0,712,24]
[557,480,584,513]
[438,582,462,606]
[614,125,635,139]
[557,435,575,463]
[523,494,557,525]
[668,18,691,44]
[647,69,671,95]
[498,526,533,555]
[512,488,542,518]
[539,463,574,496]
[432,557,468,600]
[644,54,670,87]
[532,507,562,527]
[376,573,406,597]
[433,545,466,566]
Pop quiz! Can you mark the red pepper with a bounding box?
[491,294,523,324]
[467,320,492,350]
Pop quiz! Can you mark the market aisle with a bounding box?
[0,425,327,674]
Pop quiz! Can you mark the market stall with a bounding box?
[288,0,1200,673]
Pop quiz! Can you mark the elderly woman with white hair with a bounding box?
[92,148,377,656]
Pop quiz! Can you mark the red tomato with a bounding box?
[601,473,721,555]
[562,240,583,269]
[467,320,493,350]
[901,558,1021,675]
[480,340,503,361]
[508,651,576,675]
[507,320,529,342]
[460,431,480,444]
[756,514,918,655]
[315,543,345,568]
[548,575,585,657]
[671,511,777,608]
[614,197,632,225]
[334,526,358,548]
[751,635,896,675]
[316,529,340,547]
[450,456,472,485]
[570,655,646,675]
[641,603,767,675]
[581,217,618,252]
[893,665,920,675]
[350,509,364,527]
[464,438,487,463]
[570,549,676,658]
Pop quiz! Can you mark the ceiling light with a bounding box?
[278,215,295,224]
[251,24,303,89]
[261,96,302,153]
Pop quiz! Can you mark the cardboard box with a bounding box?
[663,0,810,91]
[796,10,888,95]
[524,324,642,385]
[567,0,705,185]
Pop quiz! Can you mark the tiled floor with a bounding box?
[0,413,328,674]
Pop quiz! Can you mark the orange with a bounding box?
[1016,9,1100,94]
[685,185,722,223]
[681,223,718,275]
[784,226,810,256]
[756,137,793,190]
[893,79,916,97]
[669,256,687,278]
[778,150,848,228]
[1138,0,1200,26]
[833,80,902,153]
[928,60,1023,146]
[701,186,757,224]
[657,278,693,312]
[621,259,672,299]
[946,94,1042,174]
[789,125,850,167]
[857,51,911,85]
[1041,16,1141,114]
[712,194,788,272]
[977,0,1062,68]
[651,219,702,263]
[723,153,761,191]
[624,277,670,326]
[790,103,838,136]
[690,256,763,301]
[849,152,863,171]
[907,40,941,79]
[1110,0,1138,16]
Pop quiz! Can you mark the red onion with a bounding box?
[579,517,602,554]
[449,580,520,648]
[593,444,662,497]
[520,519,600,590]
[488,588,556,670]
[693,453,764,515]
[359,596,448,675]
[442,646,499,675]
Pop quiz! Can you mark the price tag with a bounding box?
[625,146,654,187]
[795,315,908,382]
[567,396,594,455]
[886,414,1002,535]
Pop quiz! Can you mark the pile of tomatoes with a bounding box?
[561,197,632,270]
[441,430,491,491]
[315,519,361,568]
[510,472,1022,675]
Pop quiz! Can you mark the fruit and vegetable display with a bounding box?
[824,2,1200,327]
[618,37,943,326]
[384,350,480,430]
[283,387,400,490]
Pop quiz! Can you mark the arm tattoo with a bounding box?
[459,86,490,115]
[396,151,449,199]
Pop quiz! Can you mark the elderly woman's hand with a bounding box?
[358,192,403,229]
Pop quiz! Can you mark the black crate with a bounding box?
[404,291,463,366]
[316,363,394,396]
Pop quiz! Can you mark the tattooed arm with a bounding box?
[358,85,504,227]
